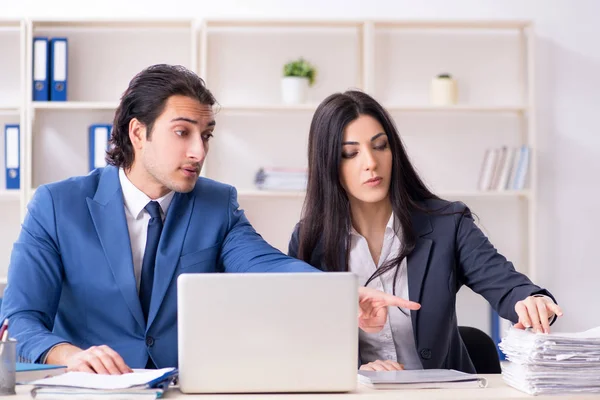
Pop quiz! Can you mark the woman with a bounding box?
[288,90,562,373]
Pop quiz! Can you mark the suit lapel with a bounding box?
[87,166,145,332]
[146,191,195,328]
[407,209,434,334]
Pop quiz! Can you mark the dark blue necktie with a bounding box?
[139,201,163,322]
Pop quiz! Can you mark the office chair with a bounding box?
[458,326,502,374]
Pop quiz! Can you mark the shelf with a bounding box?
[0,106,20,116]
[205,19,530,30]
[206,20,363,29]
[217,104,526,114]
[237,190,306,199]
[386,105,526,113]
[236,189,529,199]
[440,190,530,199]
[32,19,193,30]
[0,190,20,201]
[218,104,318,113]
[32,101,118,111]
[0,20,21,32]
[374,20,531,30]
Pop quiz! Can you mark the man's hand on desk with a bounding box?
[46,343,133,374]
[357,287,421,333]
[360,360,404,372]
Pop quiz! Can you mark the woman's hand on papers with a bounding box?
[360,360,405,372]
[47,343,133,374]
[514,295,563,334]
[357,287,421,333]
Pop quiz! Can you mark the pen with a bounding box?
[0,319,8,342]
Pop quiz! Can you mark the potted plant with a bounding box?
[281,58,316,104]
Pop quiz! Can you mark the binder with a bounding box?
[88,125,112,172]
[32,37,50,101]
[4,125,20,190]
[50,38,68,101]
[512,146,531,190]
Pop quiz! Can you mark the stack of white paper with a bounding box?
[28,368,177,399]
[254,167,307,191]
[499,326,600,395]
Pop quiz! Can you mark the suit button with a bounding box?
[146,336,154,347]
[420,348,432,360]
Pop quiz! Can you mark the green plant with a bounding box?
[283,58,316,86]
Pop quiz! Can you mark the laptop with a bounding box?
[177,272,358,393]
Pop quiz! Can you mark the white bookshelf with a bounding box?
[0,19,26,282]
[200,19,536,280]
[199,19,536,342]
[25,18,197,205]
[1,19,537,339]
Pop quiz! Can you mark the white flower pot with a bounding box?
[430,77,458,106]
[281,77,309,105]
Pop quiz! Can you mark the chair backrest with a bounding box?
[458,326,501,374]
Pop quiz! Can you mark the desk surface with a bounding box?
[13,375,599,399]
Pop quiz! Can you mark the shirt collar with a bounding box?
[350,212,397,238]
[118,168,175,220]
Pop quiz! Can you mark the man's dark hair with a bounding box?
[106,64,217,169]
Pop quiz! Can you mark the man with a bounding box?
[1,64,419,374]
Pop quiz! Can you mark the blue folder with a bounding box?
[4,124,20,190]
[32,37,50,101]
[50,37,68,101]
[88,124,112,172]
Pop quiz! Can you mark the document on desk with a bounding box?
[357,369,487,389]
[500,326,600,395]
[28,368,177,399]
[29,367,176,389]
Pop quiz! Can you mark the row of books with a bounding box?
[33,37,68,101]
[477,145,530,192]
[254,167,307,191]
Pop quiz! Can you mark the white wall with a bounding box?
[3,0,599,332]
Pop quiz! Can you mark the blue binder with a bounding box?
[32,37,50,101]
[88,124,112,172]
[4,125,20,190]
[50,37,68,101]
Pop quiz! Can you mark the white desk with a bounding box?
[12,375,600,399]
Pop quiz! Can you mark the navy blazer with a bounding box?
[289,199,555,373]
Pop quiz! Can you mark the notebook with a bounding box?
[358,369,488,389]
[28,367,177,399]
[30,387,164,399]
[16,363,66,383]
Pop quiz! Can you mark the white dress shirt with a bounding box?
[118,168,175,292]
[349,213,423,370]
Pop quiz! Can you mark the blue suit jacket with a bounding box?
[289,199,556,373]
[1,166,316,367]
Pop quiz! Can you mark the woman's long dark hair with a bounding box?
[298,90,439,283]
